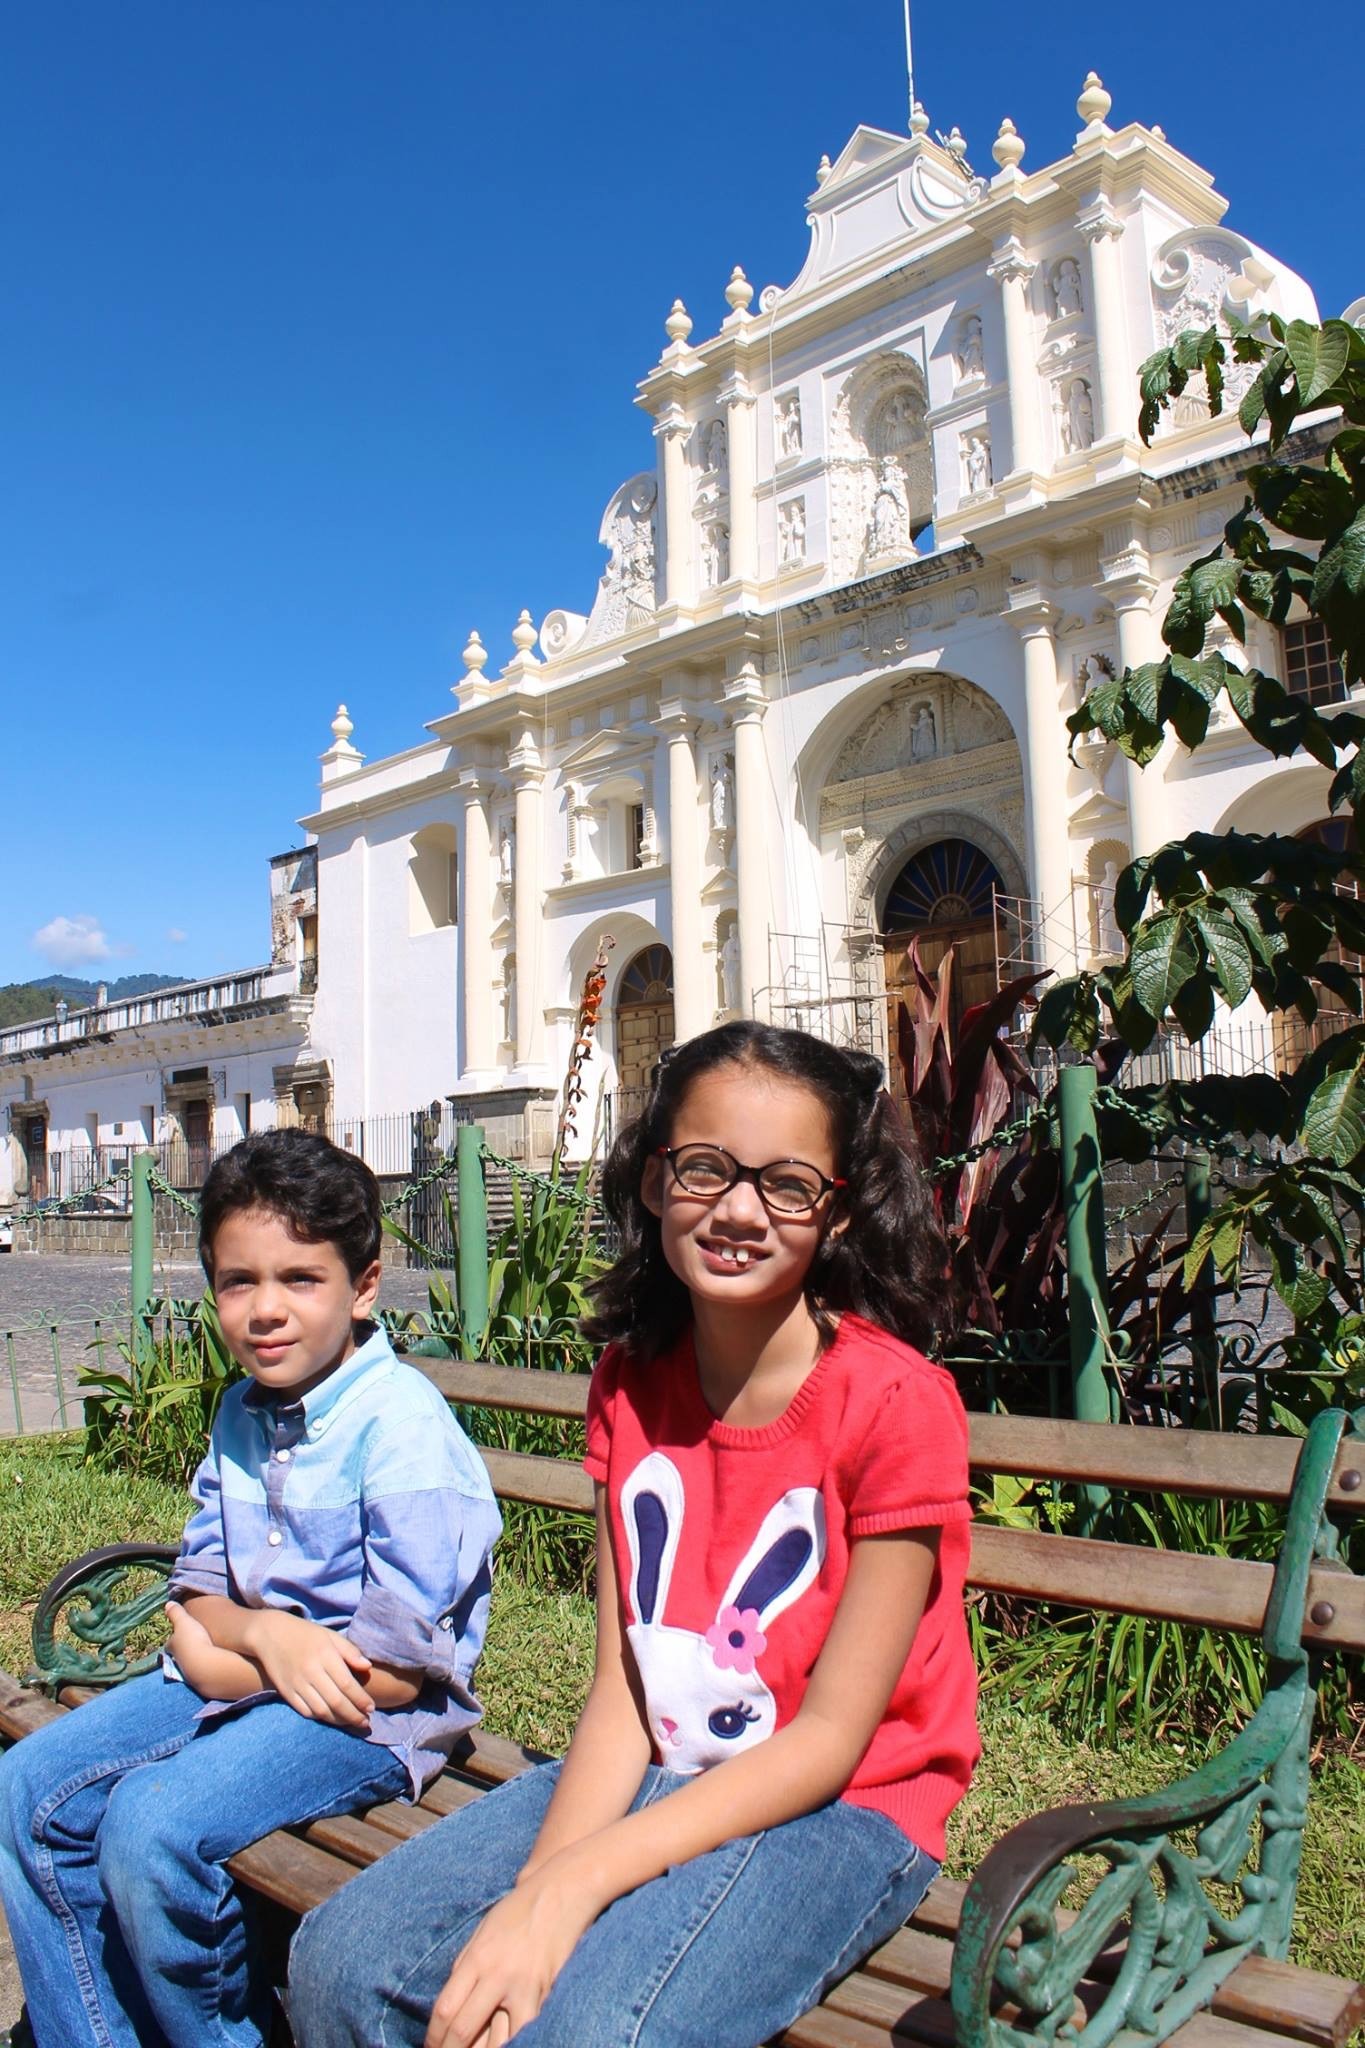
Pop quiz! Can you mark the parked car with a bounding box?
[0,1214,12,1252]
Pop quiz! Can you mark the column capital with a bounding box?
[656,696,700,737]
[506,735,543,785]
[1004,587,1058,636]
[1098,533,1156,603]
[723,662,767,722]
[1077,200,1123,243]
[719,370,755,411]
[456,765,495,798]
[988,235,1035,287]
[653,401,690,444]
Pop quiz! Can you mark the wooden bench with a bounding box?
[2,1361,1363,2048]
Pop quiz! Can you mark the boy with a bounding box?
[0,1129,501,2048]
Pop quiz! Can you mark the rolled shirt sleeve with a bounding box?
[166,1429,231,1600]
[346,1404,503,1687]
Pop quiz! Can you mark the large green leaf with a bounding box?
[1283,318,1352,408]
[1130,913,1200,1017]
[1303,1061,1365,1165]
[1190,907,1254,1008]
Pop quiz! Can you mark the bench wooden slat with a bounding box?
[225,1830,352,1913]
[418,1365,1365,1514]
[479,1446,594,1513]
[968,1527,1365,1650]
[0,1670,63,1744]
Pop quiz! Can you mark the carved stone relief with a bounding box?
[1150,230,1260,425]
[830,675,1013,783]
[778,497,807,567]
[583,474,658,646]
[1049,257,1084,320]
[1058,376,1095,454]
[777,392,803,459]
[955,314,985,385]
[827,352,933,580]
[961,429,992,496]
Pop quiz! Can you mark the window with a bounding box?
[1284,619,1347,706]
[628,803,646,871]
[410,824,458,933]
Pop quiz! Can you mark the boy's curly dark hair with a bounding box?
[583,1021,950,1360]
[199,1129,382,1281]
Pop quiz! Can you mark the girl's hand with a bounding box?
[424,1858,599,2048]
[240,1609,375,1729]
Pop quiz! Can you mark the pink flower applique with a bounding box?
[706,1605,767,1675]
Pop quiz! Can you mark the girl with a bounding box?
[290,1022,978,2048]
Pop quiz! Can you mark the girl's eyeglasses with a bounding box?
[657,1144,845,1216]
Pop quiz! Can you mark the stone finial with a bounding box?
[816,153,832,184]
[331,704,354,746]
[322,702,363,779]
[664,298,693,345]
[511,608,538,656]
[992,117,1025,171]
[1151,124,1166,142]
[462,630,488,675]
[945,126,968,162]
[909,101,930,137]
[1077,71,1112,128]
[725,265,753,314]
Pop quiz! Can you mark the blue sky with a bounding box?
[6,1,1362,987]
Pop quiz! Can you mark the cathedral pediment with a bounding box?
[782,128,982,309]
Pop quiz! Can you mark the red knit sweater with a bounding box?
[583,1315,979,1860]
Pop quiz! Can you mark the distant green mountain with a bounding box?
[0,973,190,1029]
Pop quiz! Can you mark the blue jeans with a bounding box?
[289,1760,939,2048]
[0,1672,408,2048]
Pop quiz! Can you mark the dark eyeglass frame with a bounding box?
[656,1144,846,1216]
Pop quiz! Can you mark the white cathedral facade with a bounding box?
[5,73,1361,1200]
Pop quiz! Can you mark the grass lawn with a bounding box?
[2,1434,1361,1984]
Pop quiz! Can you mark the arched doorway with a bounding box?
[615,944,675,1122]
[881,837,1004,1069]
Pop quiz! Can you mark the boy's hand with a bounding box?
[241,1610,376,1729]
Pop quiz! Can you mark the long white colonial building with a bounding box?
[5,73,1361,1199]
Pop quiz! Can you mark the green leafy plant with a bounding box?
[80,1298,242,1486]
[1035,313,1365,1357]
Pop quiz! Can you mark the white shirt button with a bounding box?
[267,1530,283,1546]
[275,1448,291,1462]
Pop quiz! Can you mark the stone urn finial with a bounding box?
[992,117,1025,171]
[725,265,753,314]
[664,298,693,345]
[1077,71,1112,128]
[461,630,488,675]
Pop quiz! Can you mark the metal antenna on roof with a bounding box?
[902,0,916,131]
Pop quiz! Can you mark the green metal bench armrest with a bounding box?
[950,1405,1358,2048]
[31,1543,180,1691]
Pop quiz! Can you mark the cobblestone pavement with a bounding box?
[0,1252,437,1438]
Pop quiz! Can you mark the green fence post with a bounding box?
[456,1124,488,1360]
[131,1149,155,1324]
[1184,1148,1218,1422]
[1058,1065,1114,1530]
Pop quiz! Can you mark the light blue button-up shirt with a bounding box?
[167,1325,502,1791]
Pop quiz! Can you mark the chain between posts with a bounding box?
[143,1164,202,1218]
[10,1164,132,1223]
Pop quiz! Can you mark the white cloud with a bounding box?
[31,914,116,967]
[166,927,188,944]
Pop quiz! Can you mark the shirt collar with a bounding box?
[242,1323,395,1439]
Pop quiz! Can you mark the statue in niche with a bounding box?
[910,703,937,762]
[778,497,806,566]
[868,460,909,556]
[964,432,991,495]
[719,924,741,1014]
[1062,377,1096,453]
[498,824,515,890]
[701,521,730,588]
[778,392,802,458]
[1052,257,1084,319]
[1095,860,1123,956]
[711,753,735,834]
[501,959,516,1045]
[956,314,985,382]
[702,418,728,475]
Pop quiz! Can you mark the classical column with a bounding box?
[508,728,545,1070]
[655,402,692,609]
[988,237,1041,476]
[1109,574,1169,860]
[658,700,708,1041]
[456,771,495,1079]
[723,664,769,1018]
[721,374,757,582]
[1006,594,1075,971]
[1079,202,1129,444]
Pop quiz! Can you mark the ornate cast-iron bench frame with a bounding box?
[2,1361,1363,2048]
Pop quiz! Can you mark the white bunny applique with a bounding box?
[618,1450,827,1773]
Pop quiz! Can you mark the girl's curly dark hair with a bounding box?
[583,1021,950,1361]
